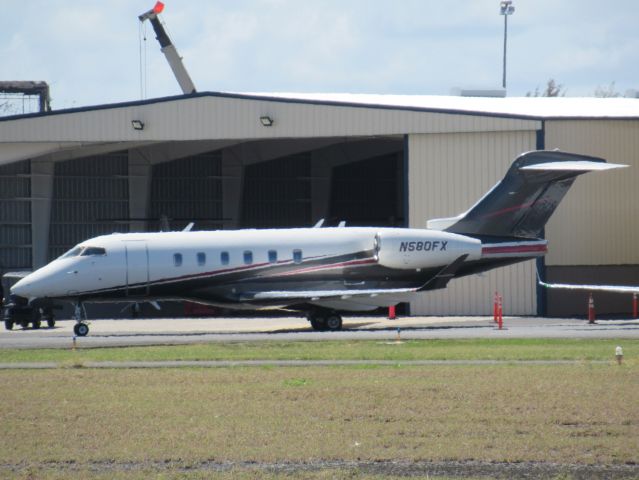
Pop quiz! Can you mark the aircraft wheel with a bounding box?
[32,320,41,329]
[310,315,327,331]
[325,314,343,331]
[4,320,13,331]
[46,318,56,328]
[74,323,89,337]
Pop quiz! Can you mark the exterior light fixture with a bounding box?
[499,0,515,90]
[260,116,274,127]
[131,120,145,131]
[499,0,515,15]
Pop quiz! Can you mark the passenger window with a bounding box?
[81,247,106,256]
[244,251,253,265]
[197,252,206,266]
[268,250,277,263]
[293,249,303,264]
[220,251,230,266]
[174,253,183,267]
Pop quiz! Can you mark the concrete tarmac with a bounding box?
[1,315,638,349]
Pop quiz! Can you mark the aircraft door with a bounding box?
[125,241,149,296]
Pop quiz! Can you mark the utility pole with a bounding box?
[499,1,515,90]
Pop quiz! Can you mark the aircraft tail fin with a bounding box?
[427,150,626,239]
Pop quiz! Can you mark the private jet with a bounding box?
[10,150,625,336]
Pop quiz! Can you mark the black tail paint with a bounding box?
[432,150,613,239]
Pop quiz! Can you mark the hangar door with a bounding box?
[48,152,129,261]
[408,131,538,316]
[330,153,404,227]
[0,160,31,272]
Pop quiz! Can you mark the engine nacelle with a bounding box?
[376,229,481,270]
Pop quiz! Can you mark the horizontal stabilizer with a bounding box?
[520,160,626,172]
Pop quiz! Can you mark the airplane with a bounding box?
[9,150,625,336]
[538,277,639,294]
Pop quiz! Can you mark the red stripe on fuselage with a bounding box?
[482,244,547,255]
[272,257,377,277]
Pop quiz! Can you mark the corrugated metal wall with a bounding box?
[0,160,31,271]
[544,120,639,266]
[330,153,404,227]
[241,153,311,228]
[48,152,129,260]
[150,151,223,231]
[408,130,538,315]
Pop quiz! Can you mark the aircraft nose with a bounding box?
[10,276,33,298]
[10,271,52,299]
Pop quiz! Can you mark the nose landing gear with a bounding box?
[73,302,89,337]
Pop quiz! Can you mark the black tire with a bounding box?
[325,314,343,331]
[20,321,29,329]
[32,320,41,329]
[4,320,13,331]
[310,316,327,331]
[76,323,89,337]
[46,318,55,328]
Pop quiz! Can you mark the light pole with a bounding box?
[500,0,515,90]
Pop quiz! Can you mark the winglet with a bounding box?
[419,254,469,291]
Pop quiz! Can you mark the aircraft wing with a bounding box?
[241,287,420,312]
[243,254,471,303]
[241,286,419,302]
[538,278,639,294]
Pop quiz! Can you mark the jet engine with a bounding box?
[375,229,481,270]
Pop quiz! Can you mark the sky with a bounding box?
[1,0,638,110]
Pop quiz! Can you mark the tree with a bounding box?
[526,79,565,97]
[594,81,621,98]
[0,100,17,116]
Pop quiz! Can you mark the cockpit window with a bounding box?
[60,246,83,259]
[81,247,107,256]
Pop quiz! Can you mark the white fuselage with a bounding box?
[11,227,490,307]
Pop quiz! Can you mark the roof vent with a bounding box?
[451,87,507,98]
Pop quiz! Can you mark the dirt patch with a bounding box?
[3,459,639,479]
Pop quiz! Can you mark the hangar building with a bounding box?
[1,92,638,316]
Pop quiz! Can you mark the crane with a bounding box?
[138,1,197,95]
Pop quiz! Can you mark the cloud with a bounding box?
[1,0,637,106]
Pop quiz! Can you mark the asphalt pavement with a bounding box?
[1,315,638,349]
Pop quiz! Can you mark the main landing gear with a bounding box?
[73,302,89,337]
[308,310,343,331]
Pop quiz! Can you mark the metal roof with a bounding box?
[243,92,639,119]
[0,91,636,166]
[2,91,638,123]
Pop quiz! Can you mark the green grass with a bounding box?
[0,338,637,364]
[1,365,637,467]
[2,337,638,479]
